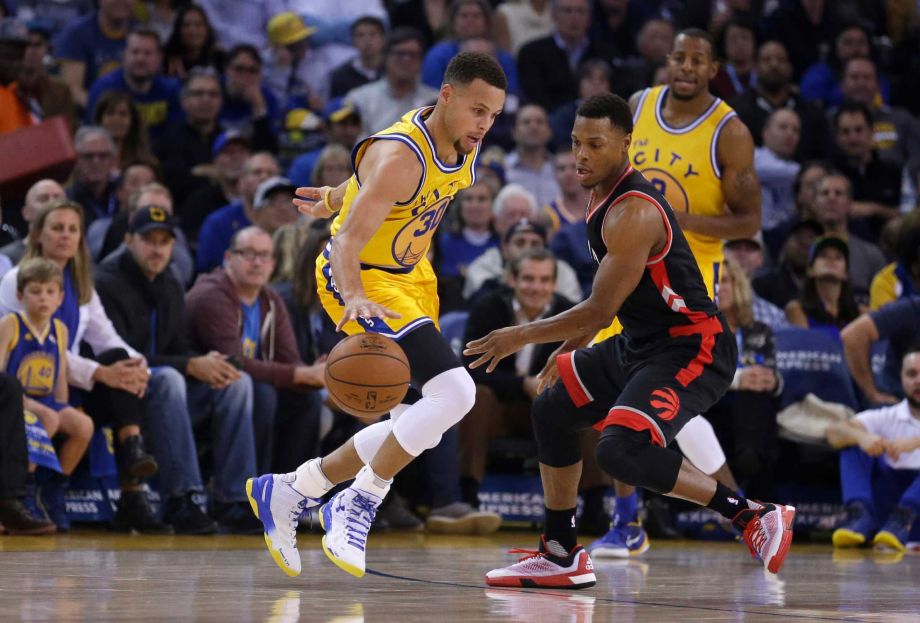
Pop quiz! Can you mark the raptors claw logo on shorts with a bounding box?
[650,387,680,421]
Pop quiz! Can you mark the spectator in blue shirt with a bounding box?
[842,296,920,405]
[196,152,279,273]
[86,29,182,141]
[799,22,890,110]
[220,44,281,135]
[53,0,134,109]
[437,181,499,280]
[420,0,518,95]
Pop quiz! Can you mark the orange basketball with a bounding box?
[324,333,411,420]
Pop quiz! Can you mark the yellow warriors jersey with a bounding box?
[593,87,736,345]
[629,85,737,298]
[317,106,480,338]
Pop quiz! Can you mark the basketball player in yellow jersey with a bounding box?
[585,29,761,559]
[246,52,507,579]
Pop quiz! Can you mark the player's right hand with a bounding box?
[294,186,337,219]
[337,297,402,332]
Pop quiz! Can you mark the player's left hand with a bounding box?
[464,327,525,373]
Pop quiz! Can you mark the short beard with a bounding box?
[668,87,697,102]
[908,394,920,410]
[454,139,472,156]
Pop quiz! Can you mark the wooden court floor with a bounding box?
[1,531,918,622]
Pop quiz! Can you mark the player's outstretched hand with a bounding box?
[536,348,562,394]
[464,326,525,373]
[294,186,337,218]
[337,297,402,332]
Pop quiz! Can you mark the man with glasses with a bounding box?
[196,152,280,273]
[186,226,326,474]
[344,27,438,137]
[220,44,281,146]
[67,126,118,225]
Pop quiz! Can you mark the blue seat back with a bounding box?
[439,311,470,359]
[774,328,859,410]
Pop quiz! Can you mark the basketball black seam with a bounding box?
[326,352,411,369]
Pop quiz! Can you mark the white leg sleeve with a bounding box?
[391,367,476,457]
[352,403,412,464]
[675,415,727,476]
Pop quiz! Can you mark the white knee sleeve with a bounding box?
[351,402,419,463]
[391,367,476,457]
[675,415,727,475]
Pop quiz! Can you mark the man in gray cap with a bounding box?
[250,176,298,234]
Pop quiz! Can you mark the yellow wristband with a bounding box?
[323,187,334,211]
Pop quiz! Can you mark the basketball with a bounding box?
[324,333,411,420]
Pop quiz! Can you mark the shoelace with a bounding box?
[286,497,308,547]
[507,548,546,563]
[344,494,377,551]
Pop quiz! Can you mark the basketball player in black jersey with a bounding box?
[465,93,794,589]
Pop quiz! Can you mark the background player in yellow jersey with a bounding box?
[589,28,763,558]
[247,52,507,579]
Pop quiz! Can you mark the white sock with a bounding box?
[290,458,333,499]
[351,464,391,502]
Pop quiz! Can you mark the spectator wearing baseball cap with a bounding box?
[177,129,251,241]
[723,235,790,331]
[95,197,259,535]
[753,220,824,310]
[785,235,864,339]
[287,97,362,187]
[0,18,33,134]
[250,176,297,234]
[465,216,583,306]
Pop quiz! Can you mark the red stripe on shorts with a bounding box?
[593,407,666,447]
[557,351,591,407]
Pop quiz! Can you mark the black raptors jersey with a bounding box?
[586,165,720,342]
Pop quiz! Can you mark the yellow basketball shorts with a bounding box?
[316,252,440,340]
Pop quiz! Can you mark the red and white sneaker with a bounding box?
[742,504,795,574]
[485,536,597,589]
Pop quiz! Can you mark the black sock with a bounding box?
[707,482,750,526]
[460,477,480,509]
[544,507,577,554]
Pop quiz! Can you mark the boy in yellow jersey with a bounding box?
[246,52,507,579]
[588,28,762,558]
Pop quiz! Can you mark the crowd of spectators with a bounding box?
[0,0,920,546]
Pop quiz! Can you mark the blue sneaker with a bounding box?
[23,475,50,524]
[320,487,381,578]
[832,501,876,548]
[246,473,320,577]
[873,506,916,553]
[588,520,649,558]
[39,475,70,532]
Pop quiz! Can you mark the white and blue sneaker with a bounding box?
[588,520,650,559]
[320,487,381,578]
[246,473,321,577]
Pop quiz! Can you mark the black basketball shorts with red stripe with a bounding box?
[534,315,737,467]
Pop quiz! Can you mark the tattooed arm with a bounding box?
[674,116,762,240]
